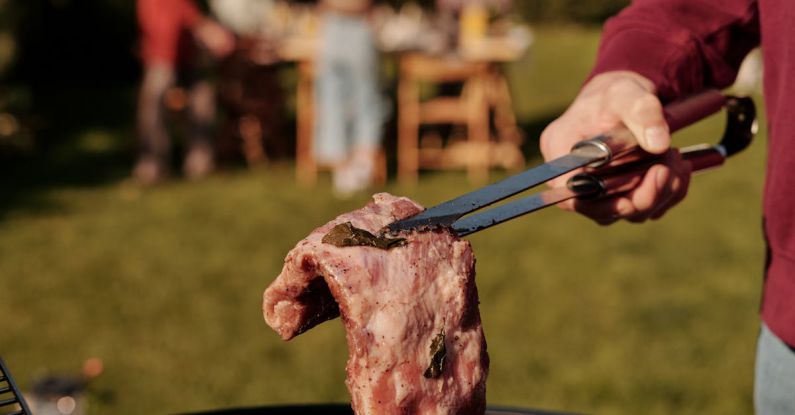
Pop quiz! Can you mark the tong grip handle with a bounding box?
[571,89,727,168]
[566,146,724,198]
[567,94,756,198]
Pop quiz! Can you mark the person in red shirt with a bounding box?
[135,0,234,184]
[540,1,794,412]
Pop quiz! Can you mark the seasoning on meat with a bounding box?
[322,221,407,250]
[423,330,446,379]
[263,193,489,415]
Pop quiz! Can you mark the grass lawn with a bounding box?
[0,26,766,414]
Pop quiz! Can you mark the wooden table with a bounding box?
[397,46,525,184]
[280,35,526,186]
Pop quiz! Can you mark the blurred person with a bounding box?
[135,0,235,184]
[436,0,512,9]
[210,0,288,165]
[209,0,274,38]
[315,0,383,196]
[436,0,512,45]
[538,1,794,413]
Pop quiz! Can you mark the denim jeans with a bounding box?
[314,13,383,164]
[755,322,795,414]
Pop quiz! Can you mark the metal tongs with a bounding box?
[387,90,757,237]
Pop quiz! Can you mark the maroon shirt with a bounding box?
[137,0,202,66]
[590,0,795,346]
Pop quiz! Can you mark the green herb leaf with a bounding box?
[322,222,407,250]
[423,330,446,379]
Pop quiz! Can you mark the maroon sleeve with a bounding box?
[590,0,760,101]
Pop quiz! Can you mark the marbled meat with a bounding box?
[263,193,488,414]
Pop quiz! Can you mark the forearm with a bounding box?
[591,0,760,101]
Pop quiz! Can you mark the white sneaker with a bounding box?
[132,156,168,185]
[332,165,360,199]
[184,145,215,180]
[331,147,378,198]
[348,146,376,186]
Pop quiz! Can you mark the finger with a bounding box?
[624,164,672,223]
[649,176,686,220]
[646,173,679,221]
[605,80,670,154]
[647,153,681,219]
[649,152,692,220]
[556,198,576,212]
[632,164,671,212]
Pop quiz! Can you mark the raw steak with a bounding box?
[263,193,488,414]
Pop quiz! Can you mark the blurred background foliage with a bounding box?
[0,0,628,83]
[0,0,627,154]
[384,0,631,23]
[516,0,629,23]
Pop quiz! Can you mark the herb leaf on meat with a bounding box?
[322,222,407,250]
[423,330,446,379]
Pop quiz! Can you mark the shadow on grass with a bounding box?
[0,88,564,221]
[0,85,136,221]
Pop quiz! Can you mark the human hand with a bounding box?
[194,19,236,59]
[539,71,692,225]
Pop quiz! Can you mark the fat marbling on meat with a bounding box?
[263,193,488,414]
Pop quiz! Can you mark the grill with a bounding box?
[0,358,32,415]
[184,404,580,415]
[2,359,579,415]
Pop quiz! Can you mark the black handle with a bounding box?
[570,90,728,168]
[567,95,757,198]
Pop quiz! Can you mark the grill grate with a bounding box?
[0,358,31,415]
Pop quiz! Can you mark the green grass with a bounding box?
[506,25,604,120]
[0,26,767,414]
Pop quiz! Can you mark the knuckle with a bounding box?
[606,78,638,97]
[556,199,576,212]
[638,94,663,111]
[631,95,663,120]
[539,126,560,157]
[633,198,656,214]
[539,121,559,144]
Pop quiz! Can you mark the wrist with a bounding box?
[584,71,657,95]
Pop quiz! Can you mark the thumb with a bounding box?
[605,80,671,154]
[620,95,671,154]
[639,123,671,154]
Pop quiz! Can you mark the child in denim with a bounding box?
[315,0,383,195]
